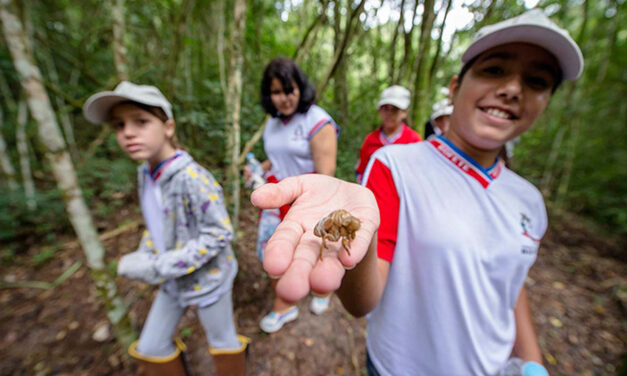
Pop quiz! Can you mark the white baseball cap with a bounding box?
[377,85,411,110]
[83,81,173,124]
[431,99,454,120]
[462,9,583,80]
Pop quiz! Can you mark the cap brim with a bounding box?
[462,24,583,80]
[83,92,136,124]
[376,99,409,110]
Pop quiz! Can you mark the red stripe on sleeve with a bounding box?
[365,159,400,262]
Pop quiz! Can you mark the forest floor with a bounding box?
[0,200,625,376]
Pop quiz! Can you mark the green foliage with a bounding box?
[0,0,624,246]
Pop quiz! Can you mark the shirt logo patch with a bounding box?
[520,213,540,243]
[292,124,305,140]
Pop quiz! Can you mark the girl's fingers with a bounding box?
[262,219,304,277]
[274,233,320,302]
[310,255,346,294]
[250,176,304,209]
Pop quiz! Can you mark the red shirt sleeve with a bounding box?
[365,158,400,262]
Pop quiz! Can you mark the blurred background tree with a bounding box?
[0,0,625,348]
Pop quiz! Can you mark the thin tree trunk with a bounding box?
[166,0,195,95]
[333,0,349,126]
[427,0,452,85]
[16,99,36,209]
[216,0,227,98]
[293,0,328,63]
[0,108,18,191]
[111,0,129,80]
[596,0,618,83]
[394,0,419,84]
[316,0,366,98]
[224,0,246,229]
[38,41,78,161]
[409,0,435,129]
[388,0,406,83]
[555,119,580,205]
[0,0,135,348]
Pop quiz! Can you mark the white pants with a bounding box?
[136,288,240,357]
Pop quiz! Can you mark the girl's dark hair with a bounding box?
[457,54,563,93]
[260,58,316,117]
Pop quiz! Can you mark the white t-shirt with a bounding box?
[263,104,339,181]
[362,136,547,376]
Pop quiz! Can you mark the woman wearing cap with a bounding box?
[355,85,421,184]
[248,58,341,333]
[251,9,582,376]
[83,82,249,376]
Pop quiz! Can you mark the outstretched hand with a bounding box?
[251,174,379,303]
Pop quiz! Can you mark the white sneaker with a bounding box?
[309,296,331,315]
[259,306,299,333]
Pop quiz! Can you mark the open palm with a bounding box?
[251,174,379,303]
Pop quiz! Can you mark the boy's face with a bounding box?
[111,103,175,165]
[448,42,559,151]
[378,104,407,131]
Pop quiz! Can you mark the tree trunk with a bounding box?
[111,0,129,80]
[409,0,435,129]
[0,0,135,349]
[166,0,195,95]
[333,0,349,126]
[316,0,366,98]
[16,99,36,209]
[224,0,246,229]
[38,39,78,161]
[293,0,328,64]
[216,0,227,97]
[0,108,18,191]
[395,0,419,84]
[427,0,452,86]
[388,0,406,83]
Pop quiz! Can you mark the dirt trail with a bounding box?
[0,204,624,375]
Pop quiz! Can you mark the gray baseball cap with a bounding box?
[83,81,173,124]
[462,9,583,80]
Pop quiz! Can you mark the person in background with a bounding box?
[251,9,582,376]
[83,82,249,376]
[246,57,341,333]
[424,97,454,139]
[355,85,421,184]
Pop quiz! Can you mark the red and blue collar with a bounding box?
[429,136,503,188]
[147,151,183,181]
[378,123,405,145]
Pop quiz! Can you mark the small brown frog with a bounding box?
[313,209,361,260]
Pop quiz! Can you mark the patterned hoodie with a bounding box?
[123,151,237,307]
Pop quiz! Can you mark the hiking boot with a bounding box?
[259,306,299,333]
[309,296,331,315]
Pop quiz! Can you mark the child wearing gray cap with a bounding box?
[83,81,249,376]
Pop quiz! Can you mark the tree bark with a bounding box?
[224,0,246,229]
[16,99,36,209]
[111,0,129,80]
[316,0,366,98]
[409,0,435,129]
[427,0,452,85]
[333,0,349,126]
[394,0,419,84]
[388,0,406,83]
[0,108,18,191]
[38,38,78,161]
[0,0,135,349]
